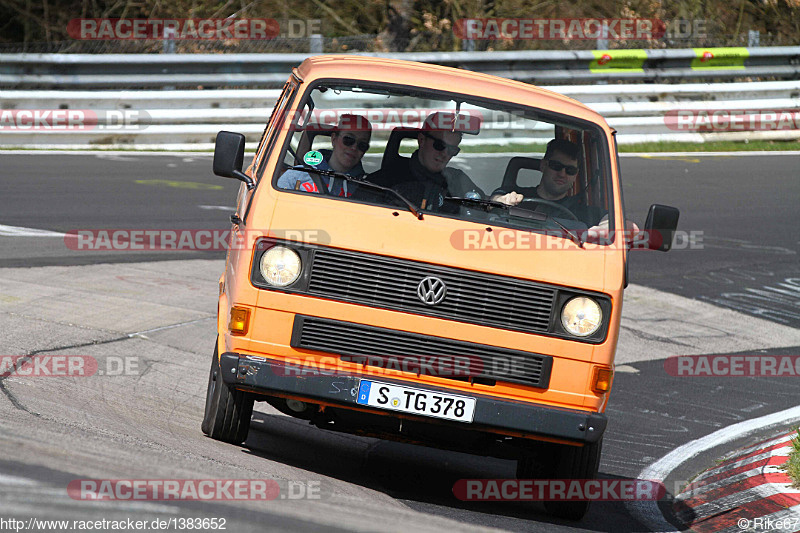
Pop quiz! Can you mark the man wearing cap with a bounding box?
[361,112,485,211]
[278,114,372,197]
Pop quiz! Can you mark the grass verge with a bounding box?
[617,140,800,153]
[786,428,800,488]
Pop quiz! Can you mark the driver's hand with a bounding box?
[493,191,524,206]
[585,218,642,243]
[586,218,610,242]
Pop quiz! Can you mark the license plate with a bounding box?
[356,380,476,423]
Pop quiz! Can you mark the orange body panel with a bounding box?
[218,56,626,426]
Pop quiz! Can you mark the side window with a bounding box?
[234,182,248,220]
[516,167,542,188]
[586,135,605,210]
[282,99,315,170]
[254,79,300,181]
[239,79,299,223]
[613,133,625,230]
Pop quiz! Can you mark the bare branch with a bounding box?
[308,0,358,34]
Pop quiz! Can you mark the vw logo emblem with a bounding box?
[417,276,447,306]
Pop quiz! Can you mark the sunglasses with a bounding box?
[422,132,461,156]
[546,159,579,176]
[341,134,370,152]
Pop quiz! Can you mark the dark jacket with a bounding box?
[356,151,484,212]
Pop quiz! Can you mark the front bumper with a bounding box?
[220,352,606,444]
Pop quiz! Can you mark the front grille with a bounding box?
[307,248,556,334]
[291,316,553,388]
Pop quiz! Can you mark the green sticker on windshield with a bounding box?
[302,150,324,166]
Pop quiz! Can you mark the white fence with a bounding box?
[1,81,799,149]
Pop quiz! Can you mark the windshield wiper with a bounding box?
[539,213,584,248]
[447,196,584,248]
[445,196,509,210]
[288,165,424,220]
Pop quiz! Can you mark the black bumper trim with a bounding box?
[220,352,606,444]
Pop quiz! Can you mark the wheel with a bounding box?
[201,340,254,444]
[544,439,602,520]
[516,439,602,521]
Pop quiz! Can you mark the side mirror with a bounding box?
[641,204,680,252]
[213,131,254,190]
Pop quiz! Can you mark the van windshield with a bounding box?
[273,81,615,242]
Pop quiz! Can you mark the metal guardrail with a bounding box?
[2,80,799,148]
[1,47,799,88]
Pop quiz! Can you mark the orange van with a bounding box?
[202,56,679,520]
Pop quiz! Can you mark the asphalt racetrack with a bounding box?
[0,151,798,532]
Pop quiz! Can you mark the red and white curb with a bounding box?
[674,432,800,532]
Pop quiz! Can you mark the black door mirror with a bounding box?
[642,204,680,252]
[213,131,254,190]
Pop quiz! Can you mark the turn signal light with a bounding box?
[229,306,250,336]
[592,367,613,393]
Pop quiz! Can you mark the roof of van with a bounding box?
[294,55,608,127]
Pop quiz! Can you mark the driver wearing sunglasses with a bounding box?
[490,138,604,226]
[278,114,372,197]
[360,112,485,211]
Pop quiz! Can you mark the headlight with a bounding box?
[561,296,602,337]
[259,246,302,287]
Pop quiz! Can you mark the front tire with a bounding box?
[516,439,602,521]
[544,439,602,521]
[201,340,253,444]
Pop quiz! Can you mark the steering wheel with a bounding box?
[519,198,579,221]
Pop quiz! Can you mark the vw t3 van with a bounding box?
[202,56,678,520]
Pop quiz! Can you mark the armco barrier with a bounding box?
[1,83,799,148]
[1,47,799,88]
